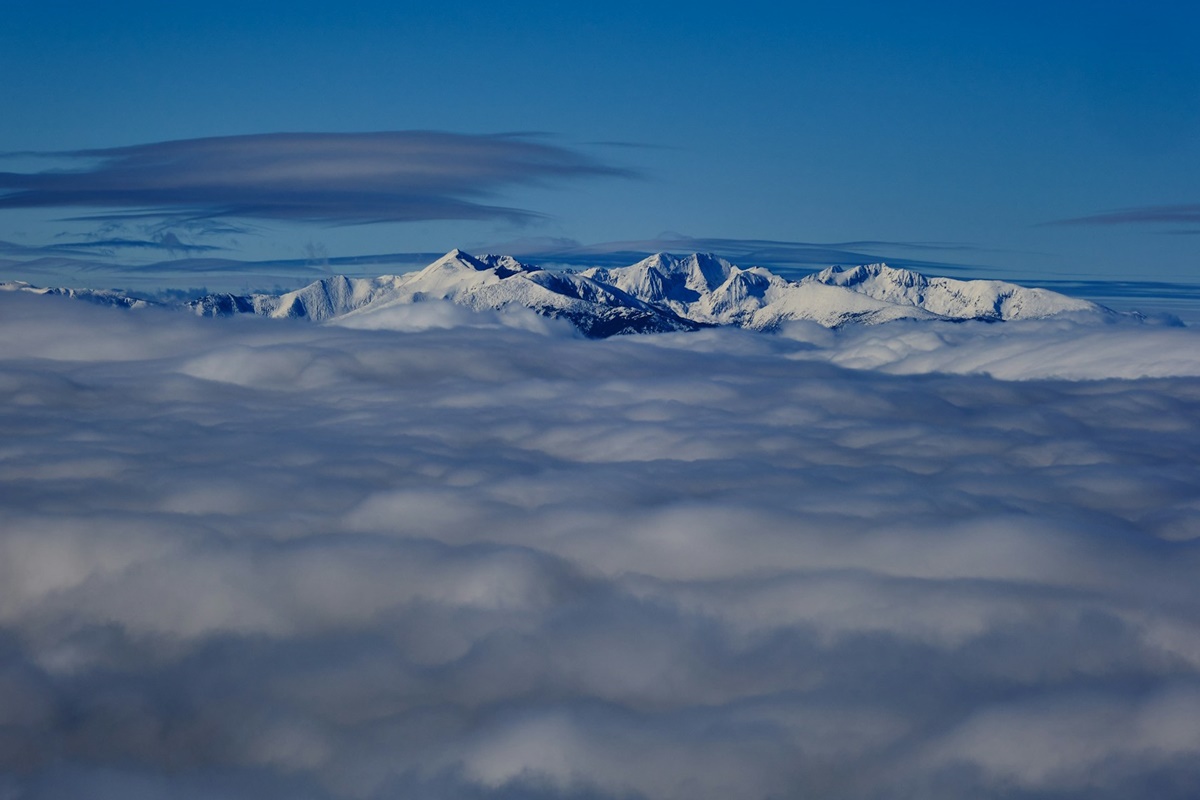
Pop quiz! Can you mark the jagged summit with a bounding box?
[582,253,736,305]
[5,248,1124,338]
[475,254,541,278]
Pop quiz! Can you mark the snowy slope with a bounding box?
[806,263,1102,321]
[582,253,736,311]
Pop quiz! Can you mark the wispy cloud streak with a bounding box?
[0,132,633,225]
[1048,204,1200,227]
[482,233,986,277]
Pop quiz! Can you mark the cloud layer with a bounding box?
[1,294,1199,799]
[0,132,630,225]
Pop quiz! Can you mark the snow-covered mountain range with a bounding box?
[3,249,1123,336]
[0,281,153,310]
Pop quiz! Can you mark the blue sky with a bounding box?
[1,0,1198,303]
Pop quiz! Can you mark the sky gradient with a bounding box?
[1,1,1198,311]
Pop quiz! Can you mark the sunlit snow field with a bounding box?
[2,292,1200,799]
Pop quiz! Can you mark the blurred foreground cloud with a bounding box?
[1,293,1200,799]
[0,132,631,225]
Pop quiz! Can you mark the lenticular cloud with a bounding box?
[2,292,1200,800]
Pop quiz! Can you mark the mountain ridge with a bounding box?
[2,249,1137,336]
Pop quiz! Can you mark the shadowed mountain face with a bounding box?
[4,249,1129,337]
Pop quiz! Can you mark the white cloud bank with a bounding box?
[1,293,1200,799]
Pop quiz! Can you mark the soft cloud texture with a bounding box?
[1,293,1199,799]
[0,132,631,225]
[780,317,1200,379]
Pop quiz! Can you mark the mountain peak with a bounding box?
[424,248,491,272]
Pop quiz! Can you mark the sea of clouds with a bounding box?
[2,292,1199,799]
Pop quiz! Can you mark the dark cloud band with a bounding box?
[1048,204,1200,227]
[0,131,633,224]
